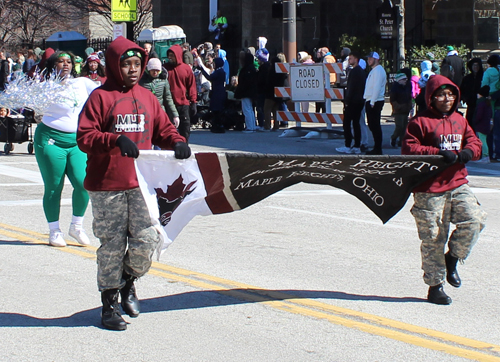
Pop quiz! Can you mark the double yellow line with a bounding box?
[1,222,499,361]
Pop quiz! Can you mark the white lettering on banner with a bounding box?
[115,114,145,132]
[353,177,384,206]
[393,177,403,187]
[286,170,344,181]
[235,176,283,190]
[351,159,437,172]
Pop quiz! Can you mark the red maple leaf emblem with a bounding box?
[155,175,197,226]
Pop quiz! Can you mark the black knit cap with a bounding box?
[479,85,490,97]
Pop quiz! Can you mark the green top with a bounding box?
[139,74,179,118]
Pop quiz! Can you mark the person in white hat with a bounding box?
[139,57,180,128]
[363,51,386,155]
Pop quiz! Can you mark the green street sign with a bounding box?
[111,0,137,22]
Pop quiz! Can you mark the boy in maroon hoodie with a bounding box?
[402,74,486,305]
[77,36,191,331]
[165,44,198,142]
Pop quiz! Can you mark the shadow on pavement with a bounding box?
[0,288,425,328]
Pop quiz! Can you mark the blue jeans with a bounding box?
[241,98,256,131]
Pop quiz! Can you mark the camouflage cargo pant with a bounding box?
[411,184,487,286]
[89,188,159,291]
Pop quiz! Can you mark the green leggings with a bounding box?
[34,123,89,223]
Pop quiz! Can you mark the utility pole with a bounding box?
[283,0,297,63]
[397,0,405,70]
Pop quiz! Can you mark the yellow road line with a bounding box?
[1,223,499,361]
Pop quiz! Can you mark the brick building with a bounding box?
[151,0,495,73]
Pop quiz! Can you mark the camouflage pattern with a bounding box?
[411,184,487,286]
[89,188,160,291]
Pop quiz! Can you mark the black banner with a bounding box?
[225,154,450,223]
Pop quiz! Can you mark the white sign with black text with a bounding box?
[290,64,325,102]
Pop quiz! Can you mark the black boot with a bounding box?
[445,252,461,288]
[427,284,452,305]
[101,289,127,330]
[120,273,140,318]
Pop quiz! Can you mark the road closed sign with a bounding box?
[290,64,325,102]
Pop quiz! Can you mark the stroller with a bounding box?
[0,108,35,155]
[191,89,245,131]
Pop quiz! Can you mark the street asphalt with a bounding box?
[1,104,500,361]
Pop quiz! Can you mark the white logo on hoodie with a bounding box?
[115,114,145,132]
[440,134,462,151]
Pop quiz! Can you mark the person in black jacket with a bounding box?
[441,46,465,87]
[255,49,270,129]
[0,51,9,91]
[195,56,227,133]
[235,52,258,132]
[460,58,483,130]
[264,55,287,131]
[336,51,366,154]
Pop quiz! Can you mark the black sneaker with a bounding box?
[360,144,368,152]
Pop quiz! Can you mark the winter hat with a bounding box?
[394,73,407,82]
[85,47,95,57]
[258,37,268,50]
[147,57,162,71]
[446,46,458,56]
[342,47,351,56]
[214,57,224,69]
[367,51,380,59]
[421,60,432,72]
[86,53,100,64]
[418,70,435,88]
[411,67,420,76]
[478,85,490,98]
[256,48,269,62]
[298,51,308,61]
[487,54,500,67]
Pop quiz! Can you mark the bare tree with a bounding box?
[0,0,18,47]
[0,0,87,49]
[66,0,153,39]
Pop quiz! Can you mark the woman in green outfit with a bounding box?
[34,51,98,247]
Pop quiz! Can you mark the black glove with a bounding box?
[174,142,191,159]
[190,102,197,116]
[116,135,139,158]
[438,149,457,164]
[458,148,474,164]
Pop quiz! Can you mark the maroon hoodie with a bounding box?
[402,74,482,193]
[164,44,197,106]
[77,36,185,191]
